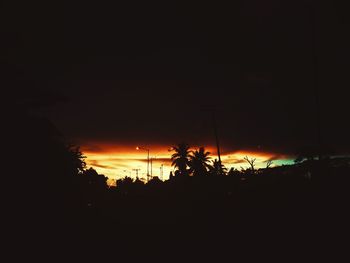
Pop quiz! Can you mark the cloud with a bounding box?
[82,144,104,152]
[88,160,115,169]
[231,159,246,164]
[264,154,290,162]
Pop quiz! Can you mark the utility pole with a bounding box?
[132,168,140,179]
[147,150,150,180]
[309,2,322,161]
[150,156,157,178]
[136,146,150,181]
[200,104,223,174]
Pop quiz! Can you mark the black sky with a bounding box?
[2,0,349,155]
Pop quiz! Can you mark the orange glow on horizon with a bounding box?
[81,143,292,186]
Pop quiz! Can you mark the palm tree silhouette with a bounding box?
[209,158,227,176]
[170,143,191,176]
[189,147,211,176]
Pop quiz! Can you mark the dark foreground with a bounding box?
[4,165,349,262]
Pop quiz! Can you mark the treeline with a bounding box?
[7,104,350,209]
[6,100,350,260]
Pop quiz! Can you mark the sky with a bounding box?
[81,143,293,184]
[2,1,349,180]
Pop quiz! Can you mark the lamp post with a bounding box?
[136,146,150,181]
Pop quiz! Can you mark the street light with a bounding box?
[136,146,150,181]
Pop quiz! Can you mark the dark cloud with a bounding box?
[81,145,104,153]
[2,0,349,155]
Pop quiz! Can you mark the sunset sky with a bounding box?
[80,142,293,184]
[2,0,349,179]
[2,1,349,255]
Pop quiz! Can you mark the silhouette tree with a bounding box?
[209,158,227,176]
[266,160,273,169]
[66,145,86,176]
[244,156,256,173]
[76,167,108,207]
[147,176,163,186]
[294,144,334,164]
[81,167,108,189]
[170,143,191,176]
[169,171,174,180]
[116,176,135,195]
[227,167,241,176]
[294,145,317,163]
[189,147,211,176]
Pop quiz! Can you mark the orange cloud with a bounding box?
[81,143,292,185]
